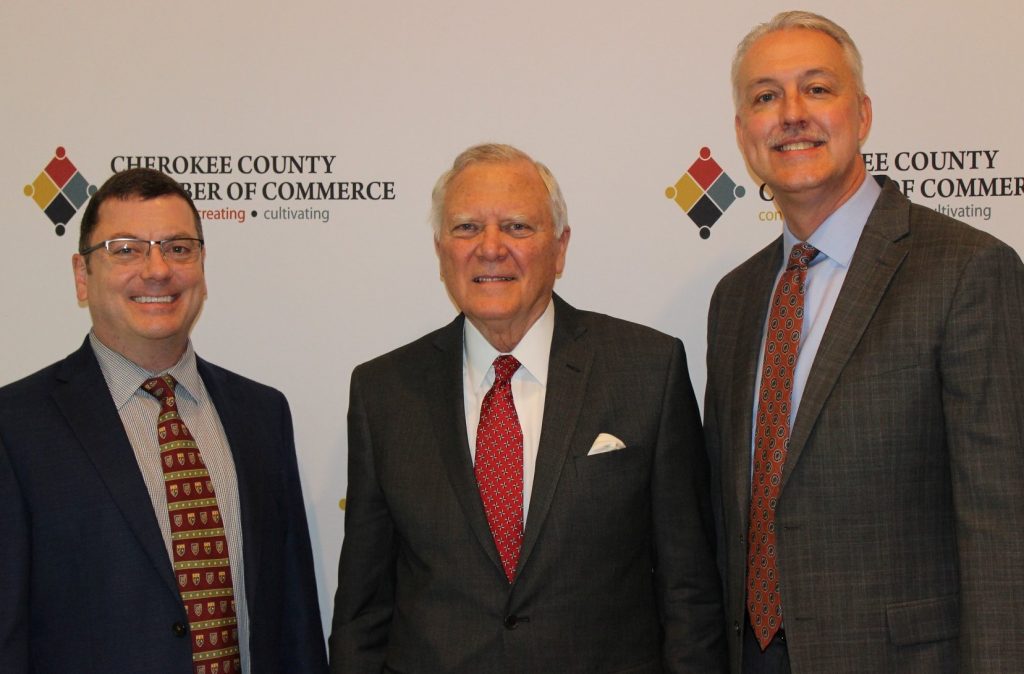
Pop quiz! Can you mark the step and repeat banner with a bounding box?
[4,0,1022,636]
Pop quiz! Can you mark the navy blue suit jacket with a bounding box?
[0,338,328,673]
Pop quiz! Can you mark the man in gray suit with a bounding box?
[330,143,726,673]
[705,10,1024,674]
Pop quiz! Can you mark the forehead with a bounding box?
[443,160,551,218]
[94,195,198,238]
[738,28,850,85]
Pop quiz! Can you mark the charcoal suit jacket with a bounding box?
[330,295,726,673]
[704,180,1024,673]
[0,338,328,673]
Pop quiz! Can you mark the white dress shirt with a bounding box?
[462,299,555,525]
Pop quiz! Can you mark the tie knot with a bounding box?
[491,355,521,385]
[787,242,819,270]
[141,374,177,402]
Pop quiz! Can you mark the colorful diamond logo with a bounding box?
[665,147,746,239]
[23,146,97,237]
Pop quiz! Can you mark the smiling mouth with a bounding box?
[775,140,824,152]
[473,276,514,283]
[132,295,175,304]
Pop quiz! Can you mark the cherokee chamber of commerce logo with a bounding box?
[665,147,746,239]
[23,146,97,237]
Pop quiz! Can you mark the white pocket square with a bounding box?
[587,433,626,455]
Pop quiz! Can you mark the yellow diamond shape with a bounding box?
[24,172,59,209]
[665,173,703,212]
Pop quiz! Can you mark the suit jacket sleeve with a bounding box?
[0,435,29,673]
[656,339,728,672]
[328,365,396,673]
[703,284,728,589]
[941,239,1024,668]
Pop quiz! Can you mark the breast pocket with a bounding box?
[573,446,650,503]
[569,446,652,546]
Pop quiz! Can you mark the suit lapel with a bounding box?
[518,296,593,576]
[199,359,266,604]
[723,242,784,528]
[52,341,181,598]
[782,183,911,489]
[426,315,506,574]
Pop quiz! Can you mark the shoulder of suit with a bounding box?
[905,200,1012,252]
[710,236,781,302]
[352,318,460,377]
[563,305,682,360]
[196,357,285,403]
[0,337,96,401]
[0,357,64,404]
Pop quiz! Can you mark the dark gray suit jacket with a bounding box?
[705,180,1024,673]
[330,295,726,673]
[0,338,328,673]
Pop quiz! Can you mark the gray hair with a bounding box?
[732,10,866,109]
[430,143,568,239]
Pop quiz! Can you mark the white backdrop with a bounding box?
[4,0,1023,637]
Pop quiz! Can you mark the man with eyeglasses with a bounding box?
[0,168,328,673]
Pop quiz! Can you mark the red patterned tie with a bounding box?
[747,242,818,650]
[142,375,241,674]
[475,355,524,583]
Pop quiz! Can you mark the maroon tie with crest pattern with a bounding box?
[142,375,241,674]
[474,355,524,583]
[747,242,818,650]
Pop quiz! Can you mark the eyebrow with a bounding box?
[746,67,840,90]
[99,232,197,240]
[447,214,534,224]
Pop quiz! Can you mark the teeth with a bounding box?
[778,141,819,151]
[475,276,514,283]
[133,296,173,303]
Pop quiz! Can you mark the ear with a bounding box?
[200,246,209,299]
[734,112,752,160]
[858,94,873,144]
[72,253,89,303]
[554,225,571,276]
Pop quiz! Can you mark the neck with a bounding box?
[468,297,551,354]
[94,331,187,373]
[475,323,527,354]
[775,167,867,240]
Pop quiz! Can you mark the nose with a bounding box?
[476,224,508,260]
[780,92,807,128]
[140,243,173,279]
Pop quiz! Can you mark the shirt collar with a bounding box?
[89,331,202,409]
[782,175,882,268]
[464,298,555,393]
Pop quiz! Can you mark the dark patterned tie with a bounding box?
[475,355,524,583]
[747,242,819,650]
[142,375,241,674]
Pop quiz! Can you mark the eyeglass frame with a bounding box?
[78,237,206,264]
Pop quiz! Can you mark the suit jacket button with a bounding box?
[504,615,518,630]
[173,622,188,638]
[733,621,741,637]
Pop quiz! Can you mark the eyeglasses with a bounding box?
[79,238,205,265]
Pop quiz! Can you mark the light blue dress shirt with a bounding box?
[751,176,883,465]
